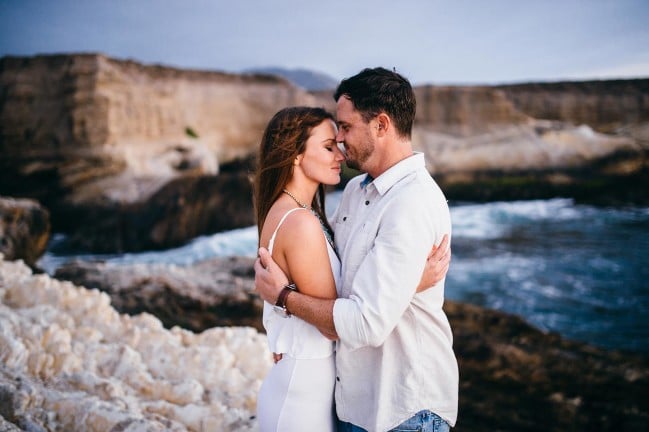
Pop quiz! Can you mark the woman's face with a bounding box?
[298,119,345,186]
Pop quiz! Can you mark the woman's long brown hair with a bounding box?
[253,106,335,246]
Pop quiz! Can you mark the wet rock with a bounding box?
[445,300,649,431]
[0,197,50,268]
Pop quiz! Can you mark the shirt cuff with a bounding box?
[333,297,365,349]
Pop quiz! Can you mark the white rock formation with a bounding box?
[0,256,272,431]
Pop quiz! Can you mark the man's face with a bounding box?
[335,97,374,172]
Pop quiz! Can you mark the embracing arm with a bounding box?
[255,247,338,338]
[417,234,451,293]
[255,235,450,342]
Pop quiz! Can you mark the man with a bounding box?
[255,67,458,431]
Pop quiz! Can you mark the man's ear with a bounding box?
[376,113,390,136]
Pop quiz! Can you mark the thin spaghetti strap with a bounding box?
[267,207,307,254]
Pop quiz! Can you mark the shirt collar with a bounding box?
[360,174,374,189]
[370,152,425,196]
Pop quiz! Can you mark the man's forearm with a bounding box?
[285,291,338,338]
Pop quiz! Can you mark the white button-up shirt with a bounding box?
[332,153,458,431]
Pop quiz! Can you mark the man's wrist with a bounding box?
[273,283,297,317]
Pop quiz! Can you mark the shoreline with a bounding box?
[1,256,647,431]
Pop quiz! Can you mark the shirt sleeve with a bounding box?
[333,181,440,349]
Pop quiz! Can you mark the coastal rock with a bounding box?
[412,120,647,204]
[0,197,50,268]
[0,54,313,252]
[497,80,649,139]
[54,256,263,332]
[408,84,644,174]
[50,256,649,431]
[0,256,271,431]
[60,159,255,252]
[445,301,649,431]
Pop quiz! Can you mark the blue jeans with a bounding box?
[337,410,450,432]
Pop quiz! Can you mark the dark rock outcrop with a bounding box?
[445,301,648,431]
[54,256,263,332]
[57,158,255,252]
[0,196,50,267]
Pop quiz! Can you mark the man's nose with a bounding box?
[334,145,345,161]
[336,142,346,158]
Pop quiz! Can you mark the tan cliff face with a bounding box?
[0,53,316,204]
[413,85,530,134]
[497,80,649,135]
[0,54,318,252]
[413,81,646,177]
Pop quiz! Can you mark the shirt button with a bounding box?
[336,376,340,382]
[365,200,370,205]
[343,216,347,221]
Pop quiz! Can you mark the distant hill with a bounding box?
[244,67,338,91]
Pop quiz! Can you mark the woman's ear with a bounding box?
[294,155,302,166]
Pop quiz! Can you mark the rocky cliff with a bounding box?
[0,54,315,251]
[410,80,648,203]
[1,54,647,253]
[497,79,649,137]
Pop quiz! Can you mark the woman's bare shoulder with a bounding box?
[262,204,319,244]
[277,208,323,244]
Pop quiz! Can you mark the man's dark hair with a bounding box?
[334,67,416,139]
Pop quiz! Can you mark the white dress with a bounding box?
[257,208,341,432]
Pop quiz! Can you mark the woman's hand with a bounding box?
[416,234,451,293]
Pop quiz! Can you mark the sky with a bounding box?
[1,0,648,86]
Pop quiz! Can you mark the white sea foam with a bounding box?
[0,256,272,431]
[450,198,579,239]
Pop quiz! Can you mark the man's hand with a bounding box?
[254,247,290,304]
[416,234,451,293]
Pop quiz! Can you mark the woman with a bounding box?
[253,107,450,431]
[254,107,342,432]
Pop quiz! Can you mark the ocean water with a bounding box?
[39,193,649,354]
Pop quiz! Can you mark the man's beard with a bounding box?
[344,138,374,172]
